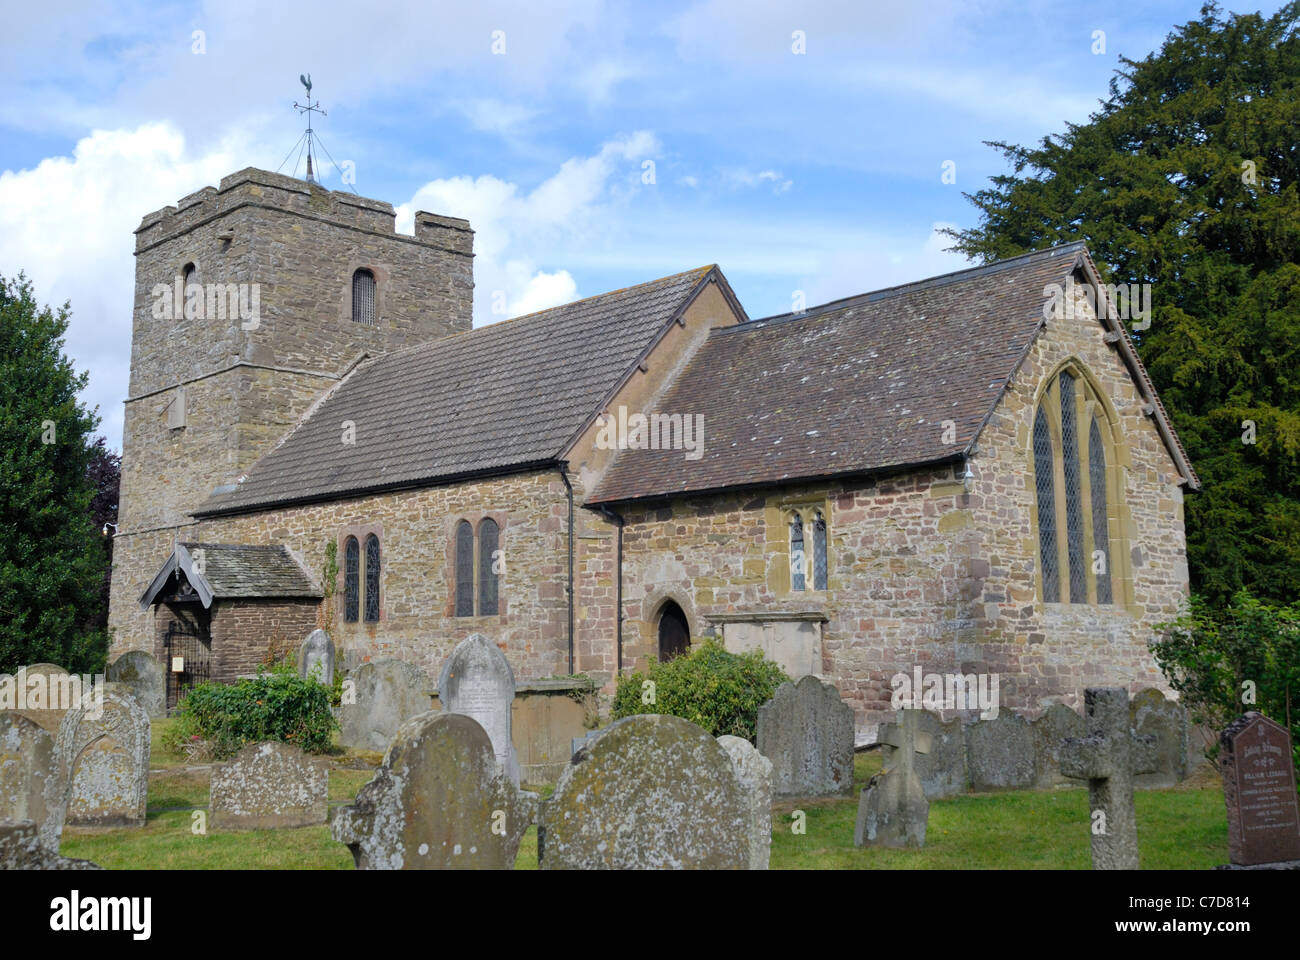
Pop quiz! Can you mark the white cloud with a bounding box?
[0,123,241,451]
[725,168,793,193]
[396,131,659,324]
[798,221,973,308]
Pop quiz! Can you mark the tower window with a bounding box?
[352,269,376,326]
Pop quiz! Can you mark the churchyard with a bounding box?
[3,633,1292,871]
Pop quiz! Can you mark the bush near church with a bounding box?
[612,639,789,741]
[163,664,337,760]
[1152,589,1300,780]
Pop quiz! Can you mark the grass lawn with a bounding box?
[61,729,1231,869]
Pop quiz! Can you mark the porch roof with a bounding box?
[138,543,322,609]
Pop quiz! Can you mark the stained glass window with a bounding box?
[1089,417,1112,604]
[812,510,828,591]
[1060,372,1087,603]
[1033,406,1059,602]
[478,518,499,616]
[343,536,359,623]
[364,534,380,622]
[455,520,474,617]
[790,514,806,591]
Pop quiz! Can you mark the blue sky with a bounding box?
[0,0,1280,450]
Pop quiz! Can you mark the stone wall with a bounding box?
[601,285,1189,727]
[111,168,474,662]
[113,469,576,685]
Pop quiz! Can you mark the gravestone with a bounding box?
[55,690,150,827]
[1129,688,1188,789]
[967,711,1036,792]
[0,712,68,853]
[539,714,748,869]
[718,735,773,870]
[299,629,335,688]
[0,822,99,870]
[1031,703,1085,789]
[333,712,536,869]
[211,742,328,830]
[10,663,79,733]
[1059,687,1158,870]
[438,634,519,785]
[1219,713,1300,867]
[881,708,966,798]
[856,708,931,847]
[756,676,855,797]
[106,651,166,719]
[338,659,430,751]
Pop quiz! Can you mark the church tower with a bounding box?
[109,167,473,647]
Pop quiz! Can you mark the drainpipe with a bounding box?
[595,504,625,676]
[558,467,575,674]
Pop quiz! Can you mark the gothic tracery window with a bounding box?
[454,520,474,617]
[478,518,499,616]
[1032,366,1118,606]
[787,505,829,592]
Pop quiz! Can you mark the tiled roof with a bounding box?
[197,266,720,515]
[590,243,1116,503]
[138,543,320,608]
[182,543,321,598]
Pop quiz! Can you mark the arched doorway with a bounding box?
[657,600,691,662]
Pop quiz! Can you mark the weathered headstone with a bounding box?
[9,663,78,733]
[338,659,430,751]
[1060,687,1158,870]
[438,634,519,785]
[539,714,748,869]
[333,712,536,869]
[211,742,328,830]
[299,629,335,688]
[0,822,100,870]
[856,708,931,847]
[1130,688,1188,789]
[0,712,68,853]
[55,690,150,827]
[967,711,1036,791]
[756,675,854,797]
[106,651,166,719]
[881,708,966,798]
[1219,712,1300,867]
[718,735,773,869]
[1031,703,1085,789]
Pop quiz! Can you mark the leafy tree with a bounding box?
[945,2,1300,606]
[0,274,108,673]
[83,437,120,637]
[1151,591,1300,778]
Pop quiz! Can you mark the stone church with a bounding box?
[107,167,1198,726]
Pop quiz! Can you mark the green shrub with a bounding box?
[162,663,337,760]
[612,639,789,740]
[1152,590,1300,778]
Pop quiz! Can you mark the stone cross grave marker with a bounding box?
[1059,687,1157,870]
[856,708,932,847]
[438,633,519,785]
[1219,712,1300,867]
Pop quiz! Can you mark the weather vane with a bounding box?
[292,73,327,183]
